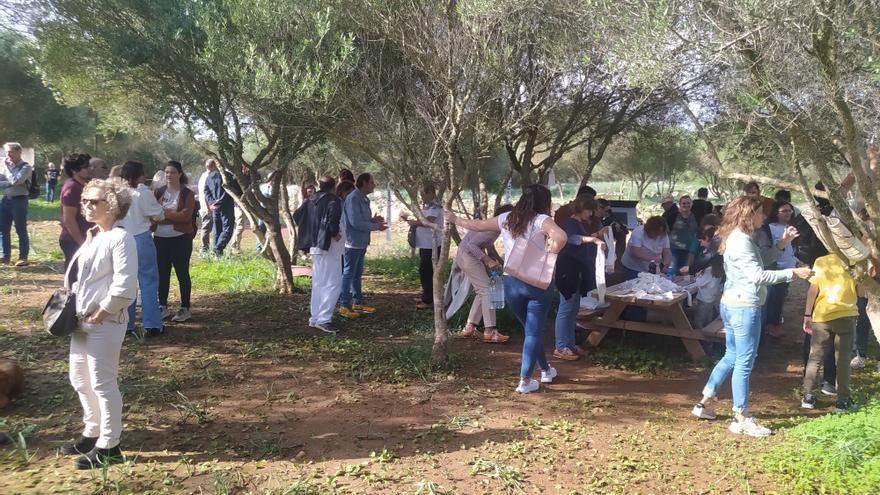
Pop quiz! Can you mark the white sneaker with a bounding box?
[850,356,866,369]
[159,306,170,320]
[515,379,539,394]
[729,417,771,437]
[691,403,717,420]
[540,367,557,384]
[171,308,192,322]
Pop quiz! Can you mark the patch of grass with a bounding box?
[26,198,58,221]
[589,330,690,373]
[467,456,525,493]
[763,400,880,495]
[277,480,337,495]
[171,391,213,425]
[0,419,38,466]
[346,340,461,383]
[414,480,454,495]
[365,250,421,287]
[190,253,276,293]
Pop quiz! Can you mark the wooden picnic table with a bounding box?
[576,284,724,362]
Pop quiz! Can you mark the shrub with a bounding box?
[763,400,880,494]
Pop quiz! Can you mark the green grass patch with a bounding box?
[285,335,460,383]
[763,400,880,494]
[365,249,421,287]
[589,330,691,373]
[26,198,59,222]
[190,253,277,293]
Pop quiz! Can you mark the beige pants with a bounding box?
[231,207,245,250]
[455,251,495,328]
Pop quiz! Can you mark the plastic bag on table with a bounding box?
[603,228,616,271]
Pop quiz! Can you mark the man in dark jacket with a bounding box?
[691,187,713,224]
[307,176,343,334]
[203,167,237,256]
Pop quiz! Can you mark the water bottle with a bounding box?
[488,271,505,309]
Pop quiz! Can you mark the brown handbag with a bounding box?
[503,222,557,290]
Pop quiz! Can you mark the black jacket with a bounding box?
[555,217,597,299]
[691,198,713,224]
[308,191,341,251]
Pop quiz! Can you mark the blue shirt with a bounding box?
[342,188,381,249]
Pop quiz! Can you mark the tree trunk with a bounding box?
[278,173,298,264]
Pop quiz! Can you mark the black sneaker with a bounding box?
[60,436,98,455]
[74,445,124,470]
[800,394,817,409]
[820,382,837,396]
[833,398,856,413]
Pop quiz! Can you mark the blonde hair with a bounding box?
[3,142,22,152]
[83,178,133,221]
[717,196,764,255]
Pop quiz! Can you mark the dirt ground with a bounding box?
[1,221,877,495]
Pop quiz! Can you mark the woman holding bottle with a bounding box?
[454,204,513,343]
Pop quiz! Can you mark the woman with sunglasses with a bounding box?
[60,178,137,469]
[759,200,798,339]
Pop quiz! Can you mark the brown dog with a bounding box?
[0,358,24,409]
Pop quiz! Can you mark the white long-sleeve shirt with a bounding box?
[72,227,139,324]
[120,184,165,235]
[197,170,211,213]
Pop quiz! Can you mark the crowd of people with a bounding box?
[3,140,879,467]
[444,178,876,439]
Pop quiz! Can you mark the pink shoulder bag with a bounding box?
[503,221,557,290]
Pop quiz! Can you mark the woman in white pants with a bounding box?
[456,204,513,343]
[60,178,138,470]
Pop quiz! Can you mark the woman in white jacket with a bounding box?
[119,161,165,336]
[59,178,138,470]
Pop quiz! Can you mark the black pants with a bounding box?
[419,247,438,304]
[60,238,80,279]
[154,234,193,308]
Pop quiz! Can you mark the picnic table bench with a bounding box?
[576,283,724,361]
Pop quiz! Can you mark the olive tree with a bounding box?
[34,0,358,293]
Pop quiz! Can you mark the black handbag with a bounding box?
[43,252,80,336]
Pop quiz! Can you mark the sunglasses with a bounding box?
[82,198,106,206]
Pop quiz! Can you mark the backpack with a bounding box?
[27,170,39,199]
[790,213,828,267]
[407,224,417,248]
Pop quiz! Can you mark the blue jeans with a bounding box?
[504,275,553,378]
[0,195,29,260]
[46,180,57,202]
[212,203,235,255]
[127,231,163,330]
[340,247,366,308]
[554,291,580,351]
[669,248,689,276]
[702,303,762,413]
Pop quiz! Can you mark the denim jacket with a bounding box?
[343,188,381,249]
[721,229,793,307]
[0,160,33,197]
